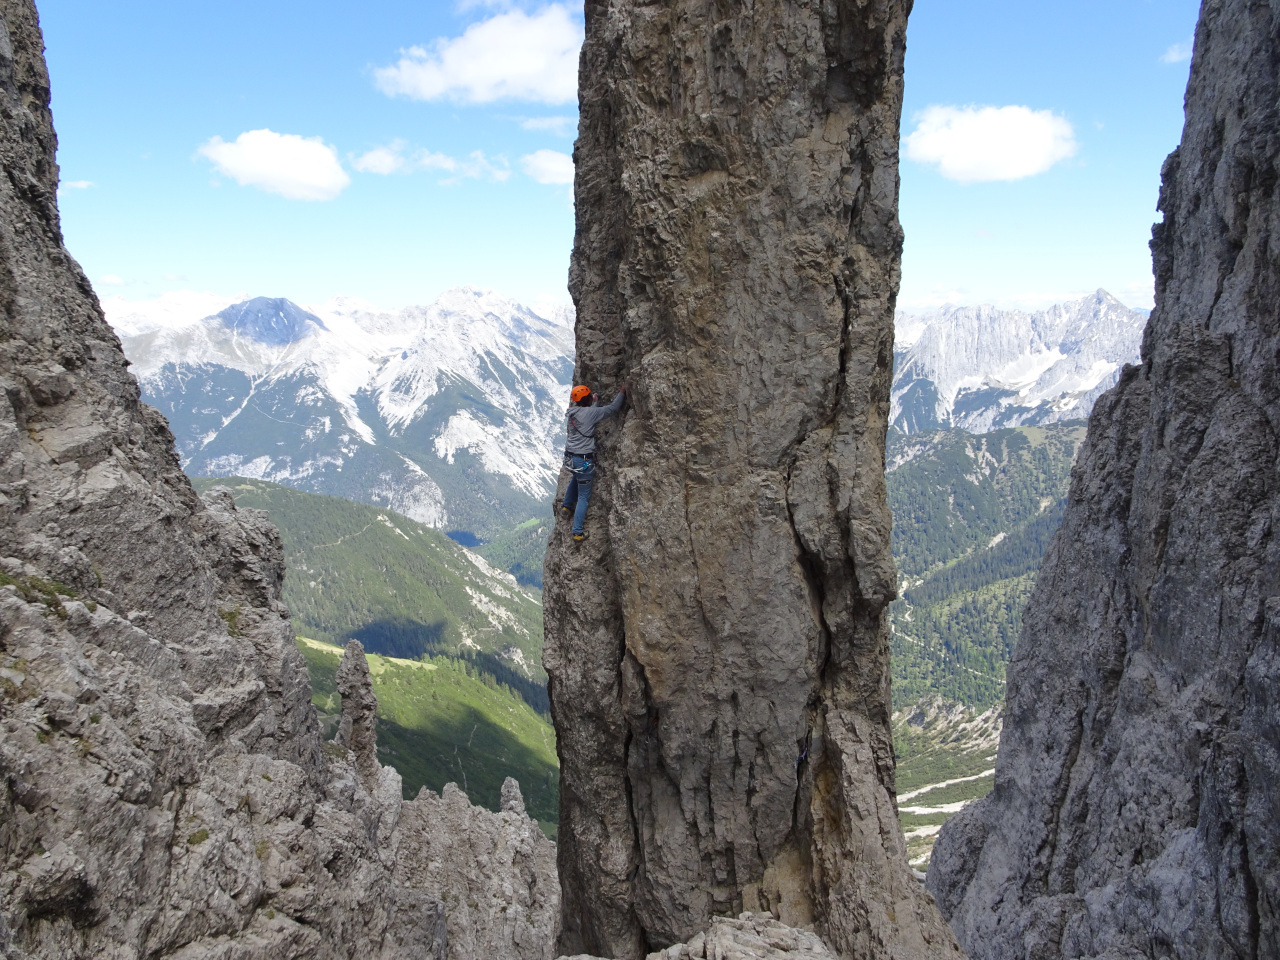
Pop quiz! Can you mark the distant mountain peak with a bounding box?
[114,288,574,537]
[891,290,1146,434]
[216,297,328,346]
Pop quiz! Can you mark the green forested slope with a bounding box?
[886,422,1085,709]
[298,637,558,835]
[474,515,552,589]
[192,477,545,688]
[191,478,559,830]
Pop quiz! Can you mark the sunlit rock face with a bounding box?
[545,1,960,958]
[928,1,1280,957]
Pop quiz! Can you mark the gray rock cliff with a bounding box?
[545,1,958,958]
[0,3,556,957]
[927,1,1280,957]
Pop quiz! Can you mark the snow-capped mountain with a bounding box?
[111,288,575,538]
[112,285,1143,541]
[891,290,1146,434]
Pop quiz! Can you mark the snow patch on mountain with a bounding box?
[109,287,574,538]
[891,289,1145,434]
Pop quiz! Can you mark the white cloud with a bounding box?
[102,290,244,337]
[521,149,574,184]
[521,115,577,136]
[59,179,93,191]
[1161,40,1193,64]
[904,105,1078,184]
[415,149,510,183]
[374,4,582,104]
[351,141,511,183]
[354,140,409,174]
[197,129,350,201]
[98,274,125,286]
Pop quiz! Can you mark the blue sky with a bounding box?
[42,0,1200,314]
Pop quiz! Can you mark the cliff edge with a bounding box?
[928,1,1280,957]
[545,1,959,958]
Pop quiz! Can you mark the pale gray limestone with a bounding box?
[0,3,557,958]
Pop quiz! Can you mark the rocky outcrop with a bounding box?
[0,3,556,958]
[336,639,380,791]
[927,1,1280,957]
[545,1,958,958]
[396,779,560,960]
[561,913,841,960]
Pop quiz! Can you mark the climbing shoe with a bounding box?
[559,504,572,522]
[572,532,588,543]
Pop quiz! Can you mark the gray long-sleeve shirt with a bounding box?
[564,392,625,455]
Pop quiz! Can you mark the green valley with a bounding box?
[886,421,1085,711]
[883,421,1085,867]
[192,477,546,687]
[195,478,558,831]
[892,699,1001,870]
[297,636,558,836]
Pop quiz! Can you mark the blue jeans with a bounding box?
[563,455,595,535]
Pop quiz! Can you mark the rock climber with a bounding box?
[559,382,626,542]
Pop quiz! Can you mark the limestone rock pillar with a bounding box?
[337,639,380,790]
[544,2,959,957]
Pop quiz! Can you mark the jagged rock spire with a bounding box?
[336,638,380,791]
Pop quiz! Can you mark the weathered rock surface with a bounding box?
[336,639,380,791]
[927,1,1280,957]
[546,1,958,958]
[396,778,560,960]
[561,913,840,960]
[0,3,557,958]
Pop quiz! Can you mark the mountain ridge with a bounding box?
[893,289,1145,434]
[112,286,1142,549]
[113,286,574,540]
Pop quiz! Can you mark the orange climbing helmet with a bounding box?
[570,385,592,403]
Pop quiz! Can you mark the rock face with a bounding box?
[561,913,842,960]
[545,1,958,958]
[0,3,557,958]
[396,779,560,960]
[927,2,1280,957]
[336,639,380,790]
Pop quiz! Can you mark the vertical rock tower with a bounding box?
[545,2,958,958]
[928,1,1280,957]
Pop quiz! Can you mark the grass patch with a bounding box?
[894,722,997,796]
[298,637,558,836]
[898,810,956,831]
[903,773,994,808]
[217,606,244,637]
[0,572,78,619]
